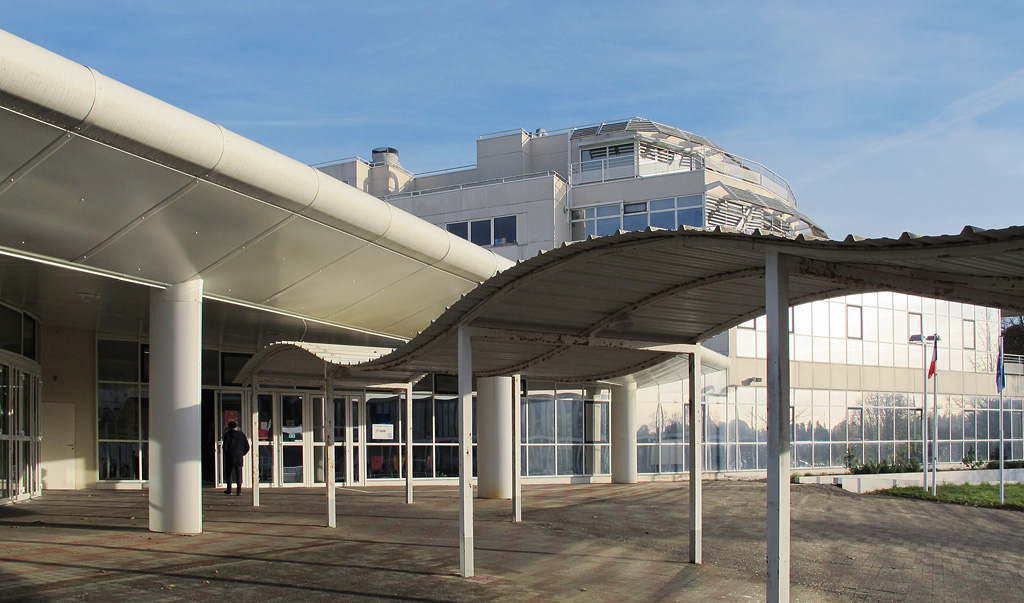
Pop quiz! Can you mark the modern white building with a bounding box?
[0,25,1021,510]
[316,118,1022,479]
[5,28,1024,603]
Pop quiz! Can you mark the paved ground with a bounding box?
[1,481,1023,602]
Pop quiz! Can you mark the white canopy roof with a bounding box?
[0,29,512,341]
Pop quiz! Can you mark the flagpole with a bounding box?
[922,344,929,490]
[931,338,938,497]
[999,336,1005,505]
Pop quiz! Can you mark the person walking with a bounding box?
[222,421,250,496]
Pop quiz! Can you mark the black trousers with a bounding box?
[225,457,242,493]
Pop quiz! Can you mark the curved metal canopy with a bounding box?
[241,224,1024,387]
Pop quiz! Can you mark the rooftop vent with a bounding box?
[372,147,400,166]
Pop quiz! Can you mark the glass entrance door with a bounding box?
[365,392,405,480]
[256,393,274,484]
[280,394,306,485]
[326,395,361,486]
[215,392,248,488]
[0,358,41,504]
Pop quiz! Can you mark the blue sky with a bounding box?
[6,2,1024,238]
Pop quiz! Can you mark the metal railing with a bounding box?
[568,147,798,206]
[381,171,563,201]
[412,164,477,178]
[702,150,797,206]
[569,156,636,185]
[310,155,370,168]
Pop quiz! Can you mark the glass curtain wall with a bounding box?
[520,381,609,477]
[570,195,704,240]
[367,375,476,480]
[97,340,149,482]
[736,294,1000,372]
[1,305,41,502]
[0,359,41,503]
[724,294,1020,471]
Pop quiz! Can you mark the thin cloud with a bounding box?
[800,67,1024,185]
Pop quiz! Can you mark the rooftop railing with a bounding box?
[381,171,563,201]
[704,150,797,206]
[568,147,798,206]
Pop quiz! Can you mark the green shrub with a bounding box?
[846,446,921,475]
[962,446,986,470]
[984,459,1024,470]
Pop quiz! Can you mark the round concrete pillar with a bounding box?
[148,279,203,534]
[477,376,513,499]
[610,382,638,484]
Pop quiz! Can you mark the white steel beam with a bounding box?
[766,251,791,603]
[405,383,414,504]
[463,325,717,351]
[512,375,522,523]
[688,348,703,564]
[251,377,260,507]
[458,324,475,577]
[344,388,354,487]
[325,372,336,527]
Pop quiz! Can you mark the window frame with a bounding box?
[446,215,518,247]
[846,305,863,340]
[963,319,976,350]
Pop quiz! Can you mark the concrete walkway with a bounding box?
[1,481,1022,602]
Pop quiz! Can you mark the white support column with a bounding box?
[585,386,602,475]
[477,376,513,500]
[344,392,354,487]
[405,383,414,504]
[766,251,792,603]
[688,347,703,564]
[148,279,203,534]
[458,324,475,577]
[512,375,522,523]
[326,373,336,528]
[610,381,638,484]
[251,378,260,507]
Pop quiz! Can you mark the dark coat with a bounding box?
[223,429,251,463]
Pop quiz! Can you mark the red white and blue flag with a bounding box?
[927,340,938,379]
[996,338,1005,393]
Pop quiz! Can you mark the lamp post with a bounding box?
[910,334,940,494]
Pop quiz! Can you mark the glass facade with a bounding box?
[0,305,41,503]
[570,196,704,241]
[520,382,610,476]
[735,293,999,372]
[97,340,149,481]
[97,287,1021,485]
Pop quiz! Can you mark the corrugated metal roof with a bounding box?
[343,224,1024,383]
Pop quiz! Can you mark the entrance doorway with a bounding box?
[40,402,75,489]
[1,358,41,503]
[220,390,364,488]
[214,391,248,488]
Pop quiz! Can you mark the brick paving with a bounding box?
[1,481,1022,602]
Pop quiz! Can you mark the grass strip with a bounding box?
[872,482,1024,512]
